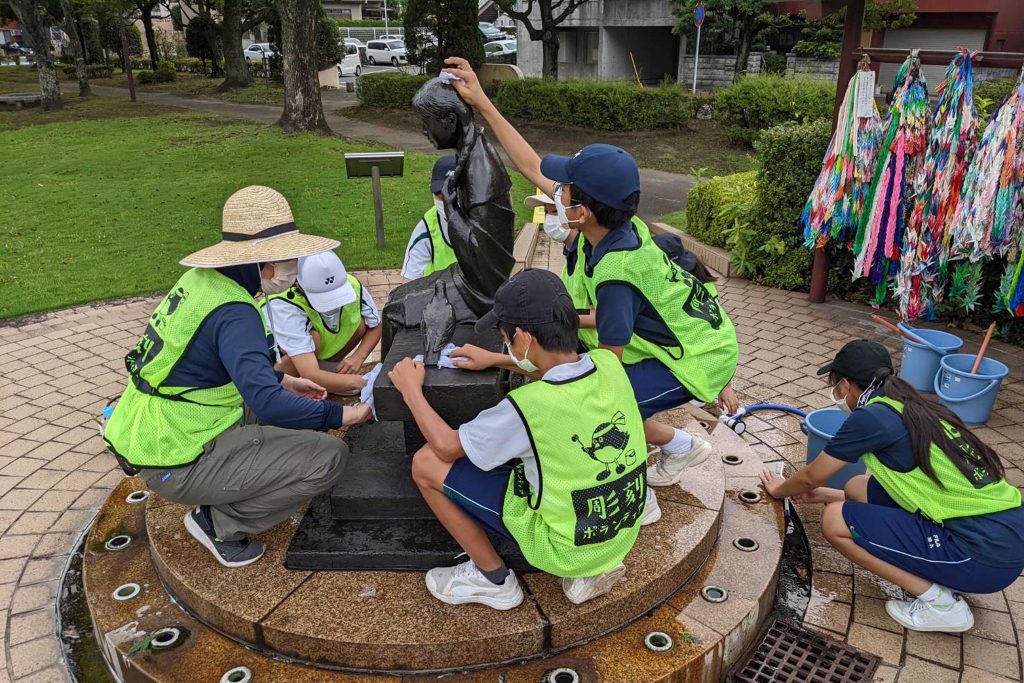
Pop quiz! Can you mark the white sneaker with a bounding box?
[425,559,524,610]
[647,435,713,487]
[562,564,626,604]
[885,594,974,632]
[641,487,662,526]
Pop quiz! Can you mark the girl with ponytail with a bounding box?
[761,339,1024,634]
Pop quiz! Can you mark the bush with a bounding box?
[136,69,154,84]
[493,79,695,131]
[174,57,204,73]
[154,64,175,82]
[747,118,832,289]
[760,52,787,76]
[715,75,835,146]
[684,171,758,248]
[62,64,114,79]
[357,71,431,108]
[976,78,1017,119]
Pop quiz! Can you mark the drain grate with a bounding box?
[728,619,879,683]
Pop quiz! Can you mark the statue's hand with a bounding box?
[443,57,488,109]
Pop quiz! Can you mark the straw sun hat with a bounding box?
[180,186,339,268]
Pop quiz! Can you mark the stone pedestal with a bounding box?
[285,323,528,570]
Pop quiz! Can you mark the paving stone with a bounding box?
[0,457,45,478]
[8,636,62,677]
[960,667,1020,683]
[14,470,67,491]
[971,607,1018,645]
[19,557,65,585]
[5,512,60,536]
[873,664,899,682]
[854,596,905,634]
[15,665,70,683]
[27,490,79,512]
[10,581,57,614]
[813,571,854,603]
[0,489,45,511]
[804,595,851,635]
[846,622,903,666]
[905,629,961,669]
[9,609,56,646]
[0,535,36,560]
[962,635,1020,680]
[30,533,77,559]
[0,557,27,583]
[896,656,960,683]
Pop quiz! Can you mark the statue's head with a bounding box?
[412,78,473,150]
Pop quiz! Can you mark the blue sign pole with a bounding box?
[692,3,705,93]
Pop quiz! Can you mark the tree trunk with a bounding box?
[734,19,752,81]
[276,0,329,133]
[9,0,63,110]
[220,0,252,89]
[541,34,559,79]
[60,0,90,97]
[139,9,158,69]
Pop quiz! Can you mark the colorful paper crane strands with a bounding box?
[802,68,882,248]
[852,53,928,306]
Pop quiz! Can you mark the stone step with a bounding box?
[286,495,532,572]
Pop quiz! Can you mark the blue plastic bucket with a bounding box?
[803,407,865,489]
[898,323,962,393]
[934,353,1009,425]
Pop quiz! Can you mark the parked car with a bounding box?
[365,39,407,67]
[343,38,365,48]
[378,34,403,41]
[2,43,31,56]
[478,22,506,42]
[243,43,276,63]
[338,43,362,77]
[484,40,517,56]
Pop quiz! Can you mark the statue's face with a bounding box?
[422,114,459,150]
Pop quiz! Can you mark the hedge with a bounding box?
[748,118,832,289]
[977,78,1017,119]
[493,79,695,130]
[62,64,114,79]
[357,71,431,109]
[715,75,835,146]
[684,171,758,249]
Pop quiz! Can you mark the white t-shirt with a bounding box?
[401,213,451,280]
[263,287,380,358]
[457,354,596,492]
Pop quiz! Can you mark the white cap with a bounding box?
[297,251,357,312]
[524,193,555,208]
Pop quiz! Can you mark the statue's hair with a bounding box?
[412,78,471,119]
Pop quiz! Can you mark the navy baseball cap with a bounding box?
[430,156,456,193]
[540,144,640,211]
[817,340,893,386]
[475,269,574,333]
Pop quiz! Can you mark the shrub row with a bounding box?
[715,75,834,146]
[357,71,430,108]
[493,79,695,130]
[977,78,1017,118]
[684,171,758,249]
[62,64,114,79]
[137,62,176,84]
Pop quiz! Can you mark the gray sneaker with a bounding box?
[184,506,265,568]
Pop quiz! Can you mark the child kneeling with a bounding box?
[388,269,650,609]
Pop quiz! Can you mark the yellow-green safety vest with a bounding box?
[502,350,647,577]
[260,274,364,361]
[422,206,457,276]
[103,268,267,468]
[583,223,738,402]
[863,396,1021,523]
[562,217,651,351]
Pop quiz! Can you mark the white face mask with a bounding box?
[552,183,584,232]
[830,383,852,414]
[543,213,571,243]
[261,259,297,295]
[320,308,342,333]
[434,197,447,224]
[506,332,539,373]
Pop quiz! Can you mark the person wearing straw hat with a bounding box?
[400,155,458,282]
[103,186,372,568]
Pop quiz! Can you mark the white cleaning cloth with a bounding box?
[360,362,383,420]
[414,343,460,369]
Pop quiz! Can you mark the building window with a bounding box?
[325,7,353,19]
[583,29,598,63]
[558,30,577,64]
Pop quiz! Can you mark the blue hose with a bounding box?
[741,403,808,419]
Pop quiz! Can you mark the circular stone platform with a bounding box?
[82,407,786,680]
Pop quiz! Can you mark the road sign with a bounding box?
[695,3,706,28]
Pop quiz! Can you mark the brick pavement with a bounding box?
[2,251,1024,681]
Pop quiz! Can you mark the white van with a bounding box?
[338,43,362,77]
[365,39,408,67]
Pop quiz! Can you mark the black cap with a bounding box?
[430,156,456,194]
[817,340,893,385]
[475,269,572,333]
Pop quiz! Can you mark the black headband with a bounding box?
[222,222,297,242]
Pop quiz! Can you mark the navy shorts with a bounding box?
[442,458,514,540]
[840,478,1021,593]
[624,358,696,419]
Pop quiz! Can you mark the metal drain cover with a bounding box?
[728,619,879,683]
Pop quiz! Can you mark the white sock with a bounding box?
[917,583,955,607]
[662,428,693,456]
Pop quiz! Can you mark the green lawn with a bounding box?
[1,100,533,320]
[90,71,285,106]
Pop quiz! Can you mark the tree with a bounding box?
[135,0,159,68]
[495,0,587,79]
[404,0,483,73]
[60,0,91,95]
[178,0,270,90]
[184,13,219,73]
[790,0,916,60]
[8,0,63,109]
[276,0,328,133]
[672,0,770,79]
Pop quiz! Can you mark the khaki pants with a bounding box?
[142,408,348,540]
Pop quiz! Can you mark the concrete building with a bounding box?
[514,0,685,82]
[322,1,387,21]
